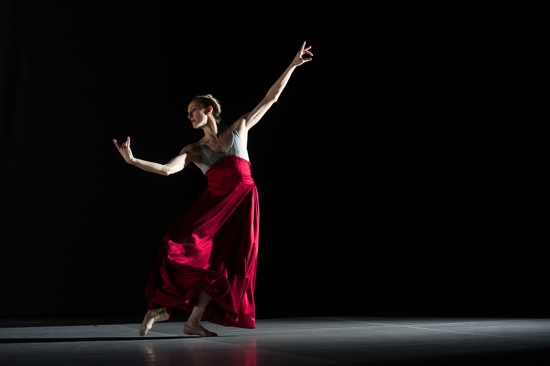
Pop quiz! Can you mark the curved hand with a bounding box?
[291,41,313,67]
[112,136,134,164]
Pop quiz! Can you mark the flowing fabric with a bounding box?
[144,155,259,328]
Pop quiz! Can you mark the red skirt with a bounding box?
[144,156,259,328]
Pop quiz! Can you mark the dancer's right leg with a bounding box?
[183,291,218,337]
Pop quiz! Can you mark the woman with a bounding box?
[113,41,313,337]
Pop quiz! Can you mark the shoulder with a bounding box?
[175,143,202,166]
[231,114,249,136]
[179,143,201,155]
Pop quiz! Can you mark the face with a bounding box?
[187,100,208,129]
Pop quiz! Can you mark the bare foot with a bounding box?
[140,308,170,336]
[183,323,218,337]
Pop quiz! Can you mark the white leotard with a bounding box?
[198,127,250,174]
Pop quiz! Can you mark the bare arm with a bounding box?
[112,137,196,176]
[233,41,313,137]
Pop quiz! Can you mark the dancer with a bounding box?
[113,41,313,337]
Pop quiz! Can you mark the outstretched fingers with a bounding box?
[112,137,130,150]
[297,41,313,63]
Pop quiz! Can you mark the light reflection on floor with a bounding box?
[1,317,550,365]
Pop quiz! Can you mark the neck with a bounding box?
[203,122,222,139]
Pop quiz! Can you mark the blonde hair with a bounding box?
[193,94,222,123]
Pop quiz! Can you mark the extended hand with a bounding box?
[112,136,134,163]
[292,41,313,67]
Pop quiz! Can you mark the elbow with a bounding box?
[153,165,172,176]
[265,90,281,105]
[163,164,183,176]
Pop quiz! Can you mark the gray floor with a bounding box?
[1,316,550,365]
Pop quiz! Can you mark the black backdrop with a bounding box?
[1,1,548,321]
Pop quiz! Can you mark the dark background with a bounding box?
[1,1,548,321]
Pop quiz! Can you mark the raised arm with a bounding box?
[112,137,197,176]
[233,41,313,135]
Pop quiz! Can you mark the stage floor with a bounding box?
[1,316,550,365]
